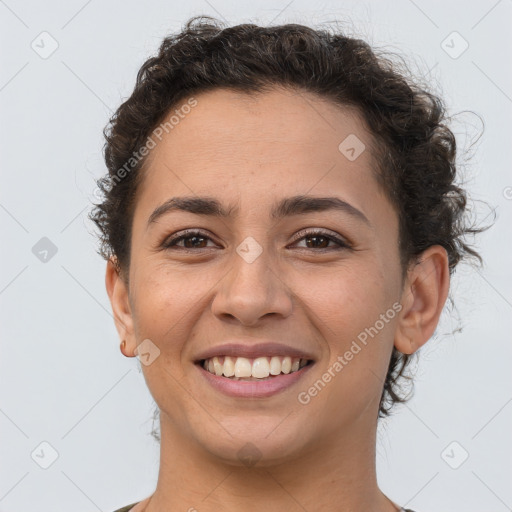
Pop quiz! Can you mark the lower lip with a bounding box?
[196,363,314,398]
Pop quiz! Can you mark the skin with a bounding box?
[106,87,450,512]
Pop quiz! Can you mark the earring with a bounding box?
[120,340,128,356]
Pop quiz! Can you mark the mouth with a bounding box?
[195,355,315,398]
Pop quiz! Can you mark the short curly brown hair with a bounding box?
[89,15,483,420]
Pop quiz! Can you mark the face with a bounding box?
[116,87,406,466]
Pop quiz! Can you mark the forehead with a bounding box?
[152,87,371,161]
[134,86,388,222]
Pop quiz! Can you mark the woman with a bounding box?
[90,15,481,512]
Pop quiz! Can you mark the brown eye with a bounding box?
[161,229,351,252]
[304,234,331,249]
[163,230,216,250]
[292,229,350,251]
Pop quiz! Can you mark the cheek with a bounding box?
[293,261,397,427]
[293,260,392,346]
[130,266,201,422]
[130,264,198,363]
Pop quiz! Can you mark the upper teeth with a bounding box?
[203,356,309,379]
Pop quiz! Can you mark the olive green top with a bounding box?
[112,504,139,512]
[112,504,417,511]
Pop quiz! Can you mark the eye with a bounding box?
[162,230,216,250]
[290,228,351,251]
[161,228,351,252]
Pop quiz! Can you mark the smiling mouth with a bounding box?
[198,356,314,381]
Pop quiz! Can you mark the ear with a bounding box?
[394,245,450,355]
[105,257,137,357]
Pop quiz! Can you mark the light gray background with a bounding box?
[1,1,511,511]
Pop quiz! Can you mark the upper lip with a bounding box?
[194,342,316,362]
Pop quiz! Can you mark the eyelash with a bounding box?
[161,228,351,252]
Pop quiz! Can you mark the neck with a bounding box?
[143,410,399,512]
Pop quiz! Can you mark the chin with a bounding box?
[192,417,314,468]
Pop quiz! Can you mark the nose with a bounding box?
[211,242,293,326]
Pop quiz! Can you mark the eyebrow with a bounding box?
[147,194,371,228]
